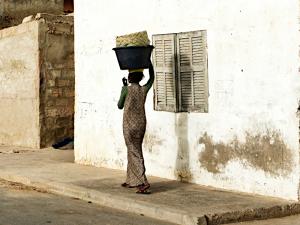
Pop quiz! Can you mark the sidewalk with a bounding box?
[0,147,299,225]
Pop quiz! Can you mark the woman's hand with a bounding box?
[122,77,128,86]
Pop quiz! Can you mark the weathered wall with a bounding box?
[0,14,74,148]
[0,0,64,29]
[74,0,300,200]
[38,14,74,148]
[0,22,40,148]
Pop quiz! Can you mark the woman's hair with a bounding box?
[128,72,144,84]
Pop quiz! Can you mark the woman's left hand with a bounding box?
[122,77,128,86]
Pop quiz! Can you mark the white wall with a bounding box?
[74,0,300,200]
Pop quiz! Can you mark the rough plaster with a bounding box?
[74,0,300,200]
[0,22,40,148]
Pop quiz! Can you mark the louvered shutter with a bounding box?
[177,31,208,112]
[152,34,177,112]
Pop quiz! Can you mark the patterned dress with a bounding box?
[123,84,148,186]
[118,73,154,187]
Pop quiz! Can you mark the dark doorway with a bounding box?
[64,0,74,13]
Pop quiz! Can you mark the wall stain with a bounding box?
[175,167,192,183]
[143,131,163,153]
[198,131,293,176]
[114,159,124,168]
[0,59,26,77]
[10,59,26,71]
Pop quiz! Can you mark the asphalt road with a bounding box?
[0,179,174,225]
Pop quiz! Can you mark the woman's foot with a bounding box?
[136,183,151,194]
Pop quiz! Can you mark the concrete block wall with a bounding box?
[0,14,74,148]
[38,14,74,148]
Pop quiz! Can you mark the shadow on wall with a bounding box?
[175,113,192,182]
[174,52,193,182]
[198,131,293,176]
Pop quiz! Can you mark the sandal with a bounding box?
[136,189,151,194]
[136,183,151,194]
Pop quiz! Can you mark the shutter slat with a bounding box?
[156,72,165,105]
[166,72,175,104]
[179,37,191,68]
[192,35,205,64]
[154,40,164,67]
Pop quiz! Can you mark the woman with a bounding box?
[117,63,154,194]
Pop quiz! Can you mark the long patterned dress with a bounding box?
[118,73,154,187]
[123,84,148,186]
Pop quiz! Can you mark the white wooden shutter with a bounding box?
[177,31,208,112]
[152,34,177,112]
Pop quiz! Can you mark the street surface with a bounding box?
[0,179,173,225]
[1,178,300,225]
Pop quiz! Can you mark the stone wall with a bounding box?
[38,14,74,148]
[0,0,64,29]
[0,22,40,148]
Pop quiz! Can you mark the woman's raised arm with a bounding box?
[144,63,155,93]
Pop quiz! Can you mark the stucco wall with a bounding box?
[74,0,300,200]
[0,22,40,148]
[0,0,64,29]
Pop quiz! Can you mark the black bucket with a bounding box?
[113,45,154,70]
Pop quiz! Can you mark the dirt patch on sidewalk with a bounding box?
[0,179,49,193]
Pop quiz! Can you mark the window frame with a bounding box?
[152,30,208,113]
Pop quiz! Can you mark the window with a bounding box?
[152,30,208,113]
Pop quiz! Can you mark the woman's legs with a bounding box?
[125,141,148,186]
[124,127,148,187]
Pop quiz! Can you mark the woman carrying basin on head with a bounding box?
[117,63,154,194]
